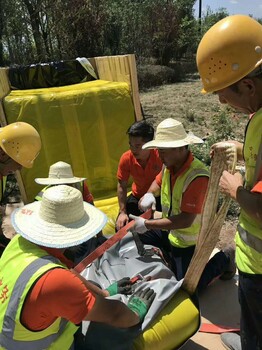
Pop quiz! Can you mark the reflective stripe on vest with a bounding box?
[35,185,51,201]
[0,256,68,350]
[35,183,83,201]
[236,110,262,274]
[238,225,262,254]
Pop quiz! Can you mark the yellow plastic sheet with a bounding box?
[3,80,135,216]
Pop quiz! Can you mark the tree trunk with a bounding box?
[22,0,46,61]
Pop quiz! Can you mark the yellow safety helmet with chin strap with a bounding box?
[197,15,262,93]
[0,122,41,168]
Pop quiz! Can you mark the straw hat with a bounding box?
[35,161,86,185]
[11,185,107,248]
[142,118,203,149]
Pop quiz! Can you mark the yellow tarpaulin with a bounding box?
[3,80,135,233]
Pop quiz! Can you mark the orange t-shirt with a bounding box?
[156,152,209,214]
[83,181,94,203]
[21,248,95,331]
[117,149,163,198]
[251,181,262,193]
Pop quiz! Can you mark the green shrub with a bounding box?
[191,109,241,218]
[137,64,185,90]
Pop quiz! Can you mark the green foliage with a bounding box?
[199,6,229,36]
[137,64,185,90]
[0,0,197,65]
[191,108,241,218]
[191,108,239,165]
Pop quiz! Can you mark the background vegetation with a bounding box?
[0,0,232,68]
[1,1,252,222]
[140,80,246,219]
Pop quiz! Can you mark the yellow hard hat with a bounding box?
[197,15,262,93]
[0,122,41,168]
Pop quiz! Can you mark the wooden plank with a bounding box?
[94,55,142,121]
[127,55,142,120]
[0,68,10,99]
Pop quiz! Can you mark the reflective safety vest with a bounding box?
[35,183,84,201]
[0,176,7,225]
[235,109,262,274]
[161,158,209,248]
[0,235,78,350]
[34,185,51,201]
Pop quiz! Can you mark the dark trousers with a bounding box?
[67,235,107,265]
[125,194,162,217]
[140,229,229,290]
[238,271,262,350]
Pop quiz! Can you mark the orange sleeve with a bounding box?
[181,176,209,214]
[155,171,162,187]
[83,181,94,203]
[251,180,262,193]
[22,268,96,330]
[117,152,130,181]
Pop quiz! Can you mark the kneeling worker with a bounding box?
[0,185,155,349]
[0,122,41,252]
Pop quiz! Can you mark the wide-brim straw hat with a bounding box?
[11,185,107,248]
[35,161,86,185]
[142,118,203,149]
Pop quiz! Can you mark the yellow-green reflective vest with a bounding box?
[35,183,83,201]
[0,176,7,225]
[0,235,78,350]
[235,109,262,274]
[161,158,209,248]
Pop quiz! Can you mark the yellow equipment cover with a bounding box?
[134,289,200,350]
[3,80,135,212]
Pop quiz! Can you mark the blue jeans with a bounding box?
[238,271,262,350]
[140,229,229,290]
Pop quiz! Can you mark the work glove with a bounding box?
[127,287,156,322]
[129,214,148,234]
[139,193,156,212]
[106,277,132,296]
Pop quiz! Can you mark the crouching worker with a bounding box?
[0,122,41,254]
[0,185,155,350]
[34,161,106,263]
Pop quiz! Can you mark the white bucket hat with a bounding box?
[11,185,107,248]
[35,161,86,185]
[142,118,203,149]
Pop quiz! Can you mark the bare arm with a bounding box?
[117,180,128,213]
[219,171,262,223]
[237,187,262,223]
[144,212,196,231]
[84,295,140,328]
[70,269,109,297]
[116,180,129,230]
[138,179,161,212]
[147,179,161,197]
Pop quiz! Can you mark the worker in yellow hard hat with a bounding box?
[0,122,41,254]
[197,15,262,350]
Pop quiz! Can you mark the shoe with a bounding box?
[221,332,241,350]
[220,247,236,280]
